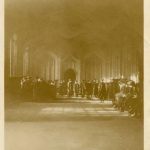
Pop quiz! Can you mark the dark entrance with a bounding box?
[64,69,76,81]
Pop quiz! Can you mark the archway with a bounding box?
[64,69,76,81]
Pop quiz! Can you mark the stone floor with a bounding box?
[5,98,143,150]
[5,100,129,121]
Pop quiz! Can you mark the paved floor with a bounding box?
[5,98,143,150]
[5,100,129,121]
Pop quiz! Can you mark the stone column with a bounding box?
[76,61,80,82]
[55,57,61,80]
[9,34,18,77]
[46,61,50,81]
[50,59,55,81]
[23,47,29,76]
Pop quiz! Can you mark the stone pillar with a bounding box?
[81,62,86,80]
[23,47,29,76]
[55,57,61,80]
[76,61,80,82]
[46,61,50,80]
[9,34,18,77]
[50,59,55,81]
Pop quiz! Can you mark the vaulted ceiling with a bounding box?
[5,0,143,57]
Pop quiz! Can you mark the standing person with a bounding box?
[86,80,93,99]
[62,80,67,95]
[36,78,43,100]
[49,80,56,99]
[20,76,26,98]
[80,80,86,98]
[107,81,113,100]
[74,80,80,97]
[92,79,96,98]
[59,80,64,96]
[67,79,73,97]
[25,76,33,99]
[112,79,120,106]
[93,80,99,98]
[99,80,106,102]
[32,77,39,100]
[105,82,109,99]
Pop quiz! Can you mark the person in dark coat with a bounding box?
[86,80,93,99]
[62,80,67,95]
[32,77,39,100]
[74,80,80,97]
[99,80,106,102]
[112,79,120,106]
[80,80,86,98]
[107,82,114,100]
[67,79,74,97]
[49,80,56,99]
[92,80,99,98]
[59,80,64,96]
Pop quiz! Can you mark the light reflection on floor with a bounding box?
[38,101,128,117]
[5,100,129,121]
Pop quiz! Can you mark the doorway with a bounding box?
[64,69,76,81]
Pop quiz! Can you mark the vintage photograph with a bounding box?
[4,0,143,150]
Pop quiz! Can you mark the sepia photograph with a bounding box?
[4,0,144,150]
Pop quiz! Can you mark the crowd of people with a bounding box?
[20,77,118,100]
[113,80,140,117]
[59,79,115,100]
[20,76,141,117]
[20,76,57,100]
